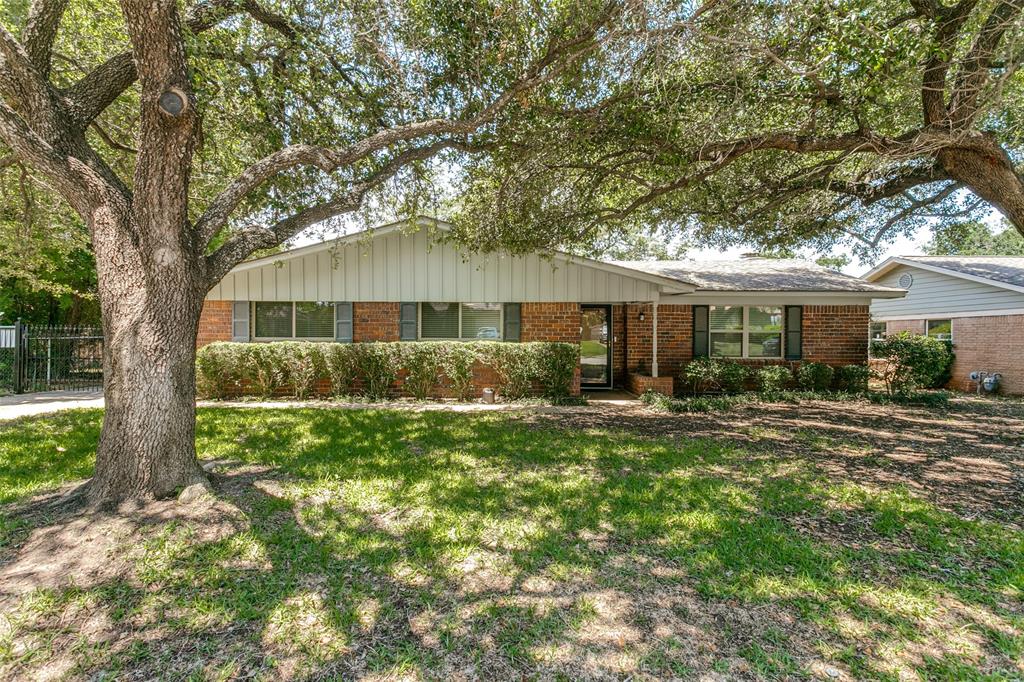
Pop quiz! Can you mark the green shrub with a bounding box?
[930,340,955,388]
[245,344,287,398]
[484,343,536,400]
[195,342,245,399]
[441,343,479,401]
[641,389,754,413]
[871,332,953,396]
[401,342,443,400]
[835,364,870,393]
[681,357,723,394]
[867,390,950,407]
[355,343,397,401]
[719,361,750,393]
[534,342,579,399]
[324,344,358,396]
[796,362,834,392]
[278,342,325,399]
[756,365,792,395]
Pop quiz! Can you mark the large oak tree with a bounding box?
[453,0,1024,259]
[0,0,645,505]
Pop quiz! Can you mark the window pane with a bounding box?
[295,301,334,338]
[927,319,951,339]
[462,303,501,339]
[870,321,887,340]
[421,302,459,338]
[254,302,292,338]
[711,332,742,357]
[749,332,782,358]
[749,306,782,331]
[709,305,743,330]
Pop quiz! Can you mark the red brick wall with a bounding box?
[197,300,233,348]
[353,302,400,342]
[884,315,1023,395]
[522,302,581,343]
[945,315,1023,394]
[623,303,693,382]
[802,305,870,366]
[621,304,870,392]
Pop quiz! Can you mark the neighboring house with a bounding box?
[199,218,904,395]
[864,256,1024,395]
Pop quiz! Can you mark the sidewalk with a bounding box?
[0,390,104,421]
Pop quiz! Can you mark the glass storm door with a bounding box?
[580,305,612,388]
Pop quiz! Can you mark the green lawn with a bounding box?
[580,339,607,358]
[1,407,1022,680]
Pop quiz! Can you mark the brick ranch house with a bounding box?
[865,256,1024,395]
[198,218,905,396]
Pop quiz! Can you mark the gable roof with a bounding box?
[230,216,697,295]
[611,258,905,295]
[863,256,1024,294]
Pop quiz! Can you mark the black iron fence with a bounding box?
[0,322,103,394]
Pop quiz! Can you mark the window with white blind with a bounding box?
[709,305,783,358]
[253,302,335,340]
[420,303,502,340]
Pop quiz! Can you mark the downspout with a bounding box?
[651,298,659,378]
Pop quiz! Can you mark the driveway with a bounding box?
[0,390,104,421]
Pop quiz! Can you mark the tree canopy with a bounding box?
[451,0,1024,260]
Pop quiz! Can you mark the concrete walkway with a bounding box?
[0,388,640,422]
[0,390,104,421]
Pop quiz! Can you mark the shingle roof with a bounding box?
[612,258,903,293]
[896,256,1024,289]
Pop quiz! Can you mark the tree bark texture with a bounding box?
[87,205,209,505]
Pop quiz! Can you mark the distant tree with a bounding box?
[924,220,1024,255]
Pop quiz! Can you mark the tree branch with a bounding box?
[919,0,978,125]
[949,0,1024,127]
[195,3,620,246]
[61,0,250,129]
[21,0,70,79]
[203,139,482,283]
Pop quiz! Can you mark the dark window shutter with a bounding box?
[785,305,803,360]
[692,305,709,357]
[334,302,353,342]
[503,303,521,342]
[232,301,250,342]
[399,302,418,341]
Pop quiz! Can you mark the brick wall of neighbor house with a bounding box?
[884,315,1024,395]
[197,300,233,347]
[946,315,1023,394]
[353,302,400,342]
[521,302,582,343]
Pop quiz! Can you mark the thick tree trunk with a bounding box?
[937,138,1024,237]
[87,206,209,507]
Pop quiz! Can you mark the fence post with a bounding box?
[12,319,24,394]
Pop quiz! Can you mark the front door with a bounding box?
[580,305,612,389]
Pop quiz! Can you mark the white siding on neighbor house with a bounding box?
[207,226,668,303]
[870,264,1024,319]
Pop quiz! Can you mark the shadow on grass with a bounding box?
[1,407,1022,679]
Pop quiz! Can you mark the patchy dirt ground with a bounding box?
[0,399,1021,681]
[535,395,1024,528]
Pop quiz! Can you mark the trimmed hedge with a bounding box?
[195,340,579,402]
